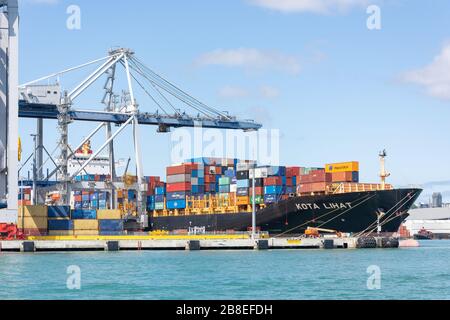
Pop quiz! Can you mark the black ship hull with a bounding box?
[150,188,422,235]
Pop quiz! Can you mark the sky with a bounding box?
[16,0,450,198]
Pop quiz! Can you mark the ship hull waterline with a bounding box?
[150,188,422,235]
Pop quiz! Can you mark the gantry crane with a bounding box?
[17,48,262,228]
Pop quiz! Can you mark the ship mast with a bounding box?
[379,149,390,190]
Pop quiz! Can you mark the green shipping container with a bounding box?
[250,196,264,204]
[219,177,231,185]
[155,202,164,210]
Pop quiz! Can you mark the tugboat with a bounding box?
[413,228,434,240]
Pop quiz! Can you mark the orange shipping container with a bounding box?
[236,196,249,206]
[325,162,359,173]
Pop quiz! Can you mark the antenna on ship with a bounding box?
[379,149,391,190]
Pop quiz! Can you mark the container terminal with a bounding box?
[0,0,421,252]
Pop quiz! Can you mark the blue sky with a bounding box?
[17,0,450,192]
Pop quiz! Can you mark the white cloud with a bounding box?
[196,48,301,75]
[218,86,249,98]
[248,0,369,14]
[260,85,280,98]
[402,44,450,100]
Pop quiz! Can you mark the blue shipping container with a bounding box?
[48,219,73,231]
[264,186,283,194]
[236,188,249,196]
[219,185,230,193]
[237,179,249,188]
[167,200,187,209]
[191,185,205,194]
[99,219,124,231]
[155,187,166,195]
[98,200,107,210]
[166,192,188,201]
[71,209,97,220]
[91,200,99,209]
[47,206,71,219]
[264,194,280,203]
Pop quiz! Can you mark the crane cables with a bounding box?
[127,56,231,120]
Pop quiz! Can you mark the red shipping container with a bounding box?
[166,182,191,192]
[21,228,47,236]
[74,195,82,202]
[331,171,356,183]
[249,187,264,196]
[310,171,332,183]
[146,186,155,196]
[204,166,220,175]
[291,167,301,177]
[146,176,161,184]
[286,167,301,178]
[297,183,312,193]
[204,175,216,183]
[299,175,311,183]
[166,164,193,176]
[264,176,283,186]
[286,177,293,186]
[310,182,329,192]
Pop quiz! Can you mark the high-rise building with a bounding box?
[432,192,443,208]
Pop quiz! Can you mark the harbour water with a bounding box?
[1,240,449,300]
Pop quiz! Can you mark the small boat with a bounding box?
[413,228,434,240]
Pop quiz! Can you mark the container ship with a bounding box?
[16,150,421,237]
[145,157,421,235]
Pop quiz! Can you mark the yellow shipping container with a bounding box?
[325,161,359,173]
[73,220,99,231]
[97,209,122,220]
[48,230,74,236]
[236,196,249,206]
[74,230,99,236]
[17,205,47,218]
[17,216,48,229]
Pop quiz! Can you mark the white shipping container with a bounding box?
[230,184,237,193]
[167,174,191,184]
[249,167,268,179]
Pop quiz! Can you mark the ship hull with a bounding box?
[150,188,422,235]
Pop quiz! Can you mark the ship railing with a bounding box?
[331,183,394,194]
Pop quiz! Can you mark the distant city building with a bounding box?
[432,192,443,208]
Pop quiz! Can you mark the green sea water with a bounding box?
[1,240,449,300]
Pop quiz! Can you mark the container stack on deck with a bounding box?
[145,176,163,211]
[47,206,72,236]
[98,210,124,236]
[17,205,126,236]
[73,191,109,211]
[297,162,360,195]
[166,164,194,210]
[18,186,32,206]
[17,205,47,236]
